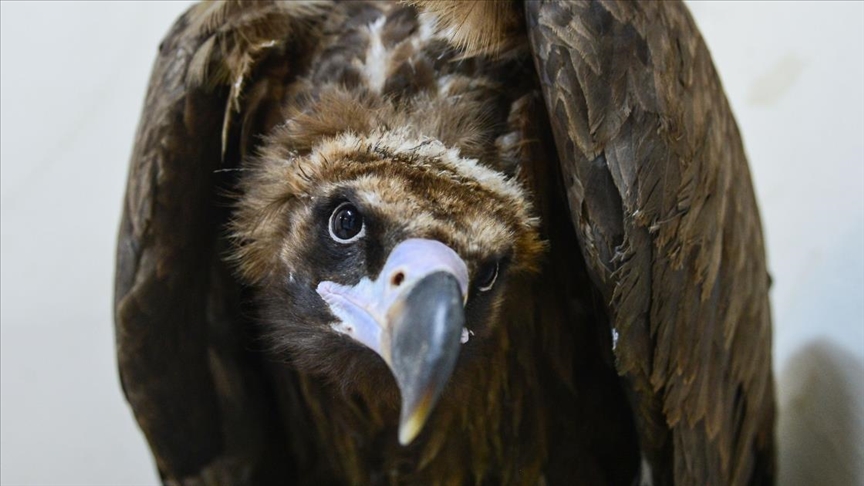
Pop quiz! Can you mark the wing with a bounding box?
[114,2,329,483]
[525,1,775,484]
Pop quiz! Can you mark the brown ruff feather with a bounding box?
[408,0,523,56]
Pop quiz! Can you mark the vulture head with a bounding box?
[230,127,543,444]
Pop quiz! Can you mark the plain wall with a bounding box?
[1,2,862,484]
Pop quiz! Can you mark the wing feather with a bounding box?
[115,2,329,483]
[526,1,775,484]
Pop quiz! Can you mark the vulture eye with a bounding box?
[329,202,365,243]
[476,261,499,292]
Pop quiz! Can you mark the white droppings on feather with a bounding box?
[364,16,388,93]
[639,455,654,486]
[437,74,455,95]
[417,11,437,43]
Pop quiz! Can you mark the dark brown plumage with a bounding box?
[115,1,775,485]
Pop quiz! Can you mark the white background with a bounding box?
[1,2,862,485]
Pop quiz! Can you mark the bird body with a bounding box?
[115,2,775,485]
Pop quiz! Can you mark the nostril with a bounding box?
[391,271,405,287]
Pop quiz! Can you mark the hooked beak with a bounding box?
[388,271,464,444]
[317,239,469,445]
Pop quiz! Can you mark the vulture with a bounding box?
[114,1,775,484]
